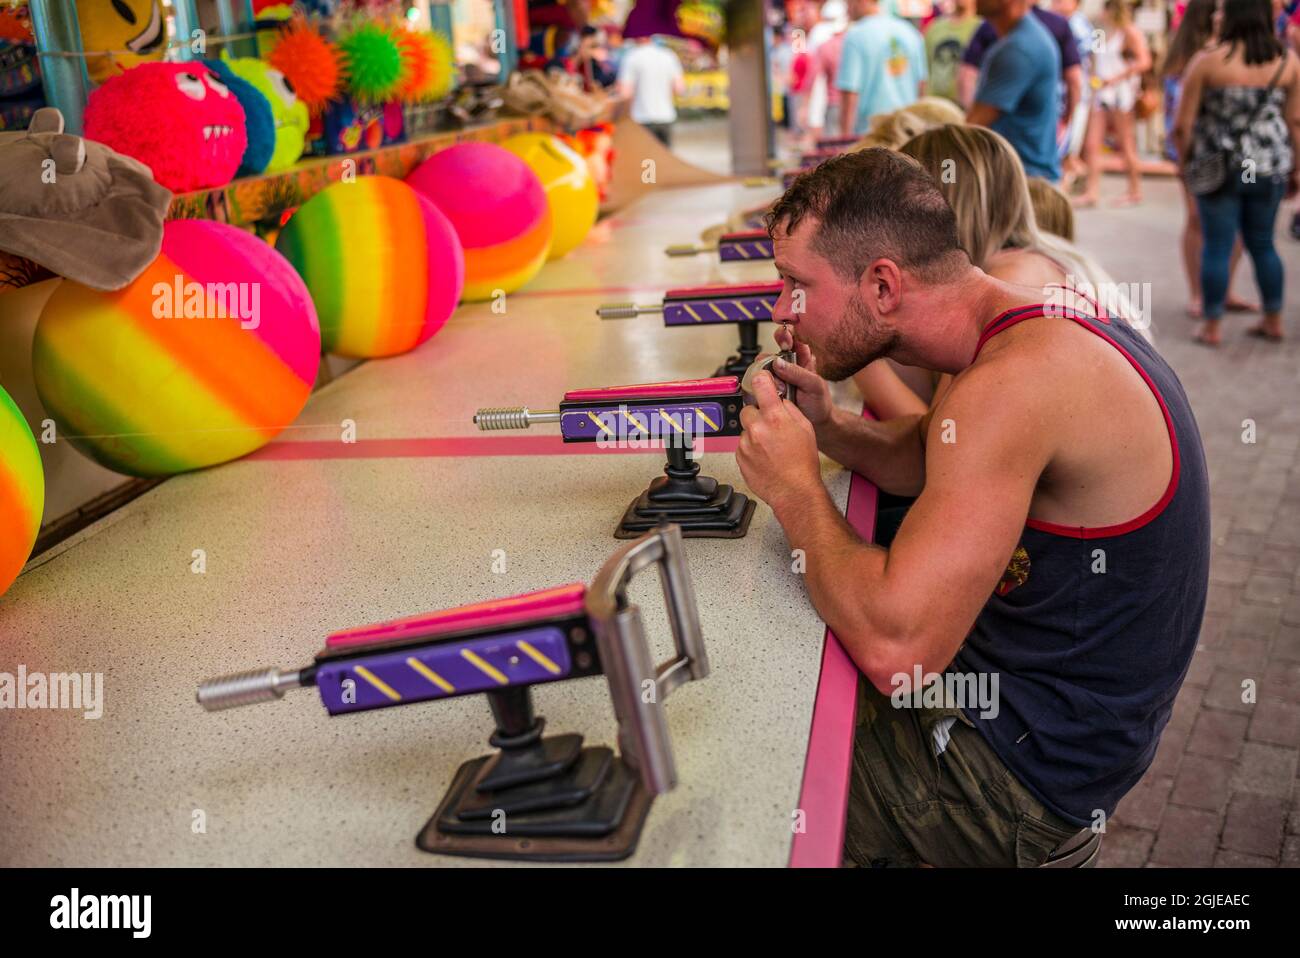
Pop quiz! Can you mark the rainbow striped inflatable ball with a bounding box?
[502,133,598,261]
[33,219,320,477]
[275,176,464,357]
[406,143,552,302]
[0,385,43,599]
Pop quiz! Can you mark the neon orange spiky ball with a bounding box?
[266,18,345,112]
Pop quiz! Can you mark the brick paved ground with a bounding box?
[1073,178,1300,867]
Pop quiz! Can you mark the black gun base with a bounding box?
[418,745,652,862]
[615,486,755,538]
[613,442,754,539]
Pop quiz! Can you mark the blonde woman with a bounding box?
[1075,0,1152,208]
[1027,176,1077,241]
[854,96,967,149]
[854,123,1149,419]
[700,99,965,243]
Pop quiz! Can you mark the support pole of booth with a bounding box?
[726,0,773,176]
[29,0,91,134]
[171,0,202,62]
[428,1,452,37]
[493,0,519,77]
[428,1,455,51]
[213,0,260,59]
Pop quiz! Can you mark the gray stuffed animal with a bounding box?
[0,107,172,290]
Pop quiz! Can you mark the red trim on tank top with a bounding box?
[1043,283,1111,325]
[972,304,1181,540]
[973,290,1116,362]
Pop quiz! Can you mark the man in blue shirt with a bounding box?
[836,0,928,136]
[967,0,1062,182]
[958,3,1081,162]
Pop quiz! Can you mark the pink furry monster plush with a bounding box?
[84,62,247,192]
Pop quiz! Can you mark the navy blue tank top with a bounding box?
[950,303,1211,827]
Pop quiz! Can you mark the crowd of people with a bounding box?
[773,0,1300,343]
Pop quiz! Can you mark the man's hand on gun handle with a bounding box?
[770,324,834,429]
[735,330,831,512]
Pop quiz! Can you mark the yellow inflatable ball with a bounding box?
[502,133,598,261]
[77,0,168,85]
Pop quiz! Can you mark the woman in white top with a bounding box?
[1075,0,1152,208]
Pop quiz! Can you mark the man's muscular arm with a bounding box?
[768,360,1053,693]
[814,406,927,496]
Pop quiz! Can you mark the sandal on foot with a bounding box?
[1245,325,1284,342]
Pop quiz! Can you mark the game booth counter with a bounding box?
[0,170,879,868]
[0,3,883,867]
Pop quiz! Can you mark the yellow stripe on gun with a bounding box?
[407,657,455,693]
[683,304,704,323]
[461,649,508,685]
[354,665,401,701]
[658,410,685,434]
[695,408,719,430]
[734,299,754,320]
[708,302,728,320]
[621,410,648,434]
[586,411,614,436]
[517,640,562,675]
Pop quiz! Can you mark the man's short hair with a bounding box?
[765,148,966,282]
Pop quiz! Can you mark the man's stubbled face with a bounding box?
[772,216,898,382]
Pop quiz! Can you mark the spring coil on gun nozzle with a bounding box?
[473,407,532,430]
[596,303,642,319]
[196,668,298,711]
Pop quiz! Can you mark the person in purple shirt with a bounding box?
[957,3,1083,145]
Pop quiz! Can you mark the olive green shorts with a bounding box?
[842,675,1083,868]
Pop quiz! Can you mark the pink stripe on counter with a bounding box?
[327,582,587,648]
[789,407,877,868]
[563,376,741,403]
[247,435,741,461]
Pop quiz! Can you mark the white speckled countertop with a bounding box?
[0,181,857,867]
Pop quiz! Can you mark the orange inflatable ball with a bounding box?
[406,142,552,302]
[275,177,465,358]
[502,133,599,261]
[0,384,43,599]
[32,220,321,477]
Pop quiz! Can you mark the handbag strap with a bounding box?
[1234,56,1288,145]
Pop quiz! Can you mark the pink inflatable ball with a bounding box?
[406,142,553,301]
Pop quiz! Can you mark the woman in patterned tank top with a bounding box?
[1174,0,1300,345]
[1163,0,1258,318]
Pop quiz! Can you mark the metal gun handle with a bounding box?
[741,351,798,406]
[585,524,707,795]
